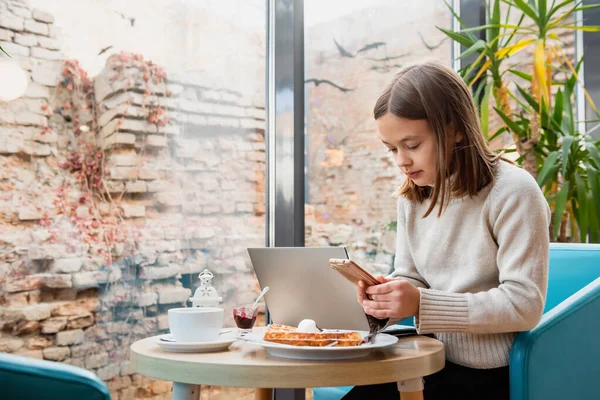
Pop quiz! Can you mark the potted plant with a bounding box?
[439,0,600,242]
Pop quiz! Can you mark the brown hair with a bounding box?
[373,61,502,218]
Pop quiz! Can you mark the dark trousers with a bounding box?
[342,361,509,400]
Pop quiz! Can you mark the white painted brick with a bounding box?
[109,166,138,180]
[24,20,48,36]
[0,14,24,31]
[52,258,82,273]
[20,98,47,114]
[0,138,22,154]
[8,6,31,19]
[23,141,51,156]
[32,9,54,24]
[106,150,138,166]
[31,60,62,86]
[17,57,32,71]
[207,116,239,128]
[125,181,147,193]
[37,36,61,50]
[187,114,207,125]
[0,28,14,41]
[145,135,167,147]
[221,92,241,103]
[48,25,61,39]
[179,99,214,114]
[23,82,50,98]
[146,180,170,192]
[121,204,145,218]
[213,104,246,117]
[245,107,266,119]
[0,109,16,124]
[202,89,221,101]
[14,111,46,126]
[18,206,43,220]
[240,118,265,130]
[0,40,29,57]
[31,47,61,60]
[101,133,135,149]
[14,33,37,47]
[166,83,183,96]
[139,265,180,280]
[158,287,191,304]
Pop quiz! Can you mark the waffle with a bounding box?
[263,324,364,347]
[268,324,296,332]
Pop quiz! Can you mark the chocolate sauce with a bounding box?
[365,314,389,343]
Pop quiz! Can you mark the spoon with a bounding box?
[252,286,270,309]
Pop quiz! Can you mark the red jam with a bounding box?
[233,307,258,329]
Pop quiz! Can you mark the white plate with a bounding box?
[239,331,398,360]
[156,332,237,353]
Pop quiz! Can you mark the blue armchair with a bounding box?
[510,243,600,400]
[314,243,600,400]
[0,351,111,400]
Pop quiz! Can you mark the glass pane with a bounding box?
[0,0,266,398]
[304,1,452,275]
[583,0,600,139]
[459,0,484,99]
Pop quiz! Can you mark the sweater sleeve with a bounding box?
[388,197,429,289]
[416,171,551,334]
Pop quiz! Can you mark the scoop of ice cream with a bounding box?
[296,319,320,333]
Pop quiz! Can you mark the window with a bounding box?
[583,0,600,138]
[0,1,265,398]
[304,0,453,275]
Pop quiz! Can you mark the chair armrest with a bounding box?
[0,352,111,400]
[509,278,600,400]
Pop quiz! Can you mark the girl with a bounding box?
[343,61,550,400]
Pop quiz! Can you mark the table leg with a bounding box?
[255,388,273,400]
[172,382,200,400]
[399,391,424,400]
[398,378,424,400]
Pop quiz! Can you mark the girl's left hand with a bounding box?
[358,276,420,320]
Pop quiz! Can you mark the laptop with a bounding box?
[247,247,371,331]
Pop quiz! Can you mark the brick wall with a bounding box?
[0,1,266,398]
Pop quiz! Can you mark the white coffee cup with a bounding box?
[168,307,224,342]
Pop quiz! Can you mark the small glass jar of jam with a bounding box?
[233,305,258,336]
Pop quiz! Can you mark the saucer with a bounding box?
[156,331,237,353]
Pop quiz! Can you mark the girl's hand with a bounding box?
[357,276,420,320]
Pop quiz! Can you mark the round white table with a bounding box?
[130,329,445,400]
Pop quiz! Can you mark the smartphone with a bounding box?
[329,258,380,287]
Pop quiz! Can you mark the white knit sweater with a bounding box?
[390,160,551,368]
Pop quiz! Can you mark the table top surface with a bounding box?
[130,329,445,388]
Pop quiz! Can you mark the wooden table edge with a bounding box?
[130,335,446,389]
